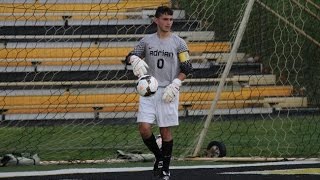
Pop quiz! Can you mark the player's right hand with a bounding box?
[129,55,149,77]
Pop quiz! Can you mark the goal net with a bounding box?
[0,0,319,164]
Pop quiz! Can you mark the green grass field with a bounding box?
[0,114,319,162]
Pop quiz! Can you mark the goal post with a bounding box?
[192,0,256,157]
[0,0,319,164]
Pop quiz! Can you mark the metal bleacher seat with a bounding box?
[0,42,230,59]
[0,0,170,26]
[0,85,306,114]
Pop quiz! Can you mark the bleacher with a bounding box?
[0,0,308,121]
[0,0,170,26]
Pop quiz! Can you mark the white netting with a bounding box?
[0,0,319,163]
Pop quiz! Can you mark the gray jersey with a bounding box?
[131,33,189,87]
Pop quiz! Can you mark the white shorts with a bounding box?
[137,87,179,127]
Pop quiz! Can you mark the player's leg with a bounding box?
[156,88,179,180]
[139,123,163,177]
[137,94,163,177]
[159,127,173,179]
[139,122,163,160]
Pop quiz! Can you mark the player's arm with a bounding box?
[162,51,193,103]
[126,39,148,77]
[174,51,193,83]
[178,51,193,78]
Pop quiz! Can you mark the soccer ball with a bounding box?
[136,75,158,97]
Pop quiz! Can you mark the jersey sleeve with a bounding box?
[177,39,189,54]
[131,38,146,58]
[125,38,146,64]
[177,38,193,75]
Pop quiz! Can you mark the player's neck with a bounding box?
[157,31,172,39]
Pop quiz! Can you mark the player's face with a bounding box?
[155,14,173,33]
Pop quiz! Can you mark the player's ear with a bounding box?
[153,17,158,25]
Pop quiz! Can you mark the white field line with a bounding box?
[0,160,319,178]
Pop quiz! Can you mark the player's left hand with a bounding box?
[130,55,149,77]
[162,78,182,103]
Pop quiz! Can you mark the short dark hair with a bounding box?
[155,6,173,18]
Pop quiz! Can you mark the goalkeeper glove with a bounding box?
[129,55,149,77]
[162,78,182,103]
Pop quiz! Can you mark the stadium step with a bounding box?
[0,42,231,60]
[0,86,304,117]
[0,86,294,106]
[0,64,263,84]
[1,97,308,115]
[0,9,186,22]
[0,31,215,42]
[0,21,201,35]
[0,0,170,13]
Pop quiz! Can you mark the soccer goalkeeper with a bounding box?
[126,6,192,180]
